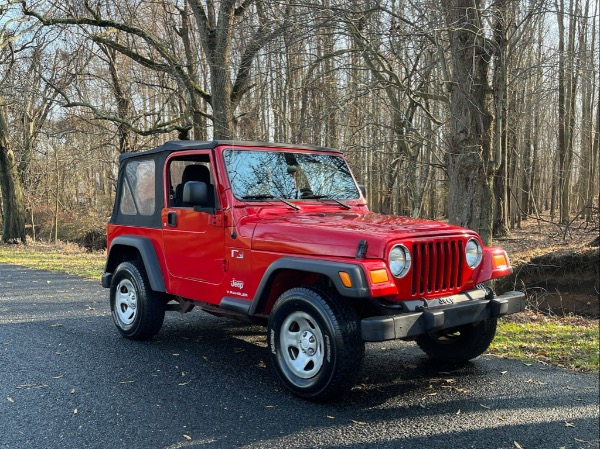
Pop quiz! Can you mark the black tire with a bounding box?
[267,287,364,401]
[110,260,165,340]
[416,319,498,363]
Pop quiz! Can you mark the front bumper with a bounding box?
[361,290,526,341]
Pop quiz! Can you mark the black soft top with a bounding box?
[119,140,338,163]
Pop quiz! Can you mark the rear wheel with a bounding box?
[416,319,498,363]
[110,260,165,340]
[267,287,364,401]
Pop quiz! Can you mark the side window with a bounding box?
[120,159,156,216]
[119,180,136,215]
[168,156,215,208]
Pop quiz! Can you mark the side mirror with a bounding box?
[183,181,208,206]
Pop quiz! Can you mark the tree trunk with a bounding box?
[442,0,495,245]
[556,0,579,224]
[492,0,510,237]
[104,46,133,153]
[0,100,26,244]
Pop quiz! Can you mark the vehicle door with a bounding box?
[162,152,225,301]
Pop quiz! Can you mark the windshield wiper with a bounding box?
[302,195,352,210]
[241,195,300,210]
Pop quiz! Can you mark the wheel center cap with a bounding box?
[300,331,317,351]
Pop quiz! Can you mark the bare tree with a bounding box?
[0,100,26,243]
[0,8,31,243]
[23,0,290,140]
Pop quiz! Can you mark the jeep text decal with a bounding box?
[231,279,244,289]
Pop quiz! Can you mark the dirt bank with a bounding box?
[495,218,599,318]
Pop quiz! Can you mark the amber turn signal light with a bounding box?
[338,271,353,288]
[369,269,389,284]
[493,254,508,269]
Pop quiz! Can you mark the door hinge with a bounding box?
[221,258,229,272]
[211,214,223,226]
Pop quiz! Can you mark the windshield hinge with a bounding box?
[211,214,223,226]
[356,240,368,259]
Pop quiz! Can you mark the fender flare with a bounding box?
[103,236,166,292]
[220,257,370,316]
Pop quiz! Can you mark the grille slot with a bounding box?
[411,240,463,296]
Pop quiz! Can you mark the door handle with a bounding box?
[167,211,177,227]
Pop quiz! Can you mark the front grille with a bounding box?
[411,240,463,296]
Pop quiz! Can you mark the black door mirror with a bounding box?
[182,181,208,206]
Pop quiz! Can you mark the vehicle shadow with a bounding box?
[144,312,599,449]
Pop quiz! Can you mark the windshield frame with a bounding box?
[221,147,361,203]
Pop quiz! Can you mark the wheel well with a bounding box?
[106,244,142,274]
[253,269,371,317]
[254,269,322,315]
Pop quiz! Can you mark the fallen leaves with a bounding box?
[421,378,469,398]
[350,419,367,425]
[525,378,547,385]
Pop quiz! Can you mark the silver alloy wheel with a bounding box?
[279,311,324,379]
[115,279,137,325]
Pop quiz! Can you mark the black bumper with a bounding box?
[361,291,526,342]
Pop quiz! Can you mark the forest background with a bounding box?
[0,0,598,254]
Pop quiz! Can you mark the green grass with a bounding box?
[0,241,105,279]
[1,241,598,373]
[490,319,599,373]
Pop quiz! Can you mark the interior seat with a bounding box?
[175,165,216,208]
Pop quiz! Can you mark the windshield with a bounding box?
[223,149,360,201]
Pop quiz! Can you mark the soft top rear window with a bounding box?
[120,159,156,216]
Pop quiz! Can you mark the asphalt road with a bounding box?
[0,264,598,449]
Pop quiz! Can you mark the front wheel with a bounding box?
[416,319,498,363]
[267,287,364,401]
[110,261,165,340]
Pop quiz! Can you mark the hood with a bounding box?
[251,210,475,258]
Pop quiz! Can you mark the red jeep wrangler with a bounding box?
[102,140,525,400]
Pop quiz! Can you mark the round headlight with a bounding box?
[465,238,483,268]
[389,244,411,278]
